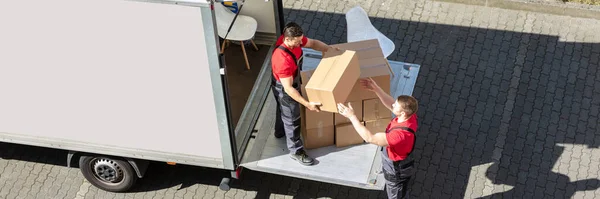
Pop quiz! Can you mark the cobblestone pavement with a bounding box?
[1,0,600,198]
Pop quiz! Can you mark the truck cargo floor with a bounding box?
[257,129,379,185]
[240,90,384,190]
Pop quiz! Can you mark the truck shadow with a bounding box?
[127,162,385,198]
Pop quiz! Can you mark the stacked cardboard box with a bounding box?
[300,80,335,150]
[334,98,393,147]
[301,39,394,148]
[363,98,393,135]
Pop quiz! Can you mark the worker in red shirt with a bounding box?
[271,22,339,166]
[337,78,419,199]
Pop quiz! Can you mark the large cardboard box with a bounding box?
[363,98,393,121]
[334,100,363,125]
[322,39,393,102]
[304,50,360,113]
[365,117,392,134]
[300,107,335,149]
[301,68,390,103]
[335,122,366,147]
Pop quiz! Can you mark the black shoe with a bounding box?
[274,131,285,138]
[290,150,314,166]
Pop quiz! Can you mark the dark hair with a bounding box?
[396,95,418,117]
[283,22,303,38]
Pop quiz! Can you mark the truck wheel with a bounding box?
[79,156,137,192]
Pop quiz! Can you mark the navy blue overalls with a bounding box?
[271,45,304,154]
[382,126,416,199]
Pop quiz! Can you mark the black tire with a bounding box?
[79,156,137,192]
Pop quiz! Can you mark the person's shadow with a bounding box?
[479,144,600,199]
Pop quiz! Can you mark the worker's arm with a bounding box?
[304,38,339,53]
[280,76,321,111]
[360,78,395,112]
[337,103,389,147]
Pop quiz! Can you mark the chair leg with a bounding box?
[240,41,250,70]
[250,39,259,51]
[220,39,227,54]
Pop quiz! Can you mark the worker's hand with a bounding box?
[337,103,356,118]
[307,102,322,112]
[359,78,380,92]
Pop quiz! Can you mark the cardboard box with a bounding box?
[319,39,393,102]
[300,108,335,149]
[301,70,314,84]
[323,39,387,62]
[301,69,390,103]
[335,122,366,147]
[346,71,391,102]
[300,81,335,129]
[304,107,334,129]
[363,98,393,121]
[302,125,335,149]
[334,100,363,125]
[304,50,360,113]
[365,117,392,134]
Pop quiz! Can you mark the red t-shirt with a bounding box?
[385,114,418,161]
[271,35,308,81]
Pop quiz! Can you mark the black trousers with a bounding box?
[271,82,303,154]
[383,160,414,199]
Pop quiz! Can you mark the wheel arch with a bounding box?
[68,151,149,178]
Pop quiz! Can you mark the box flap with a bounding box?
[359,58,393,78]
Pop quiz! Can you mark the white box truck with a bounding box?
[0,0,420,193]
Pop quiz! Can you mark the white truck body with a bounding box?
[0,0,420,192]
[0,0,234,170]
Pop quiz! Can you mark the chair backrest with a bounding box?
[213,3,235,37]
[345,6,395,58]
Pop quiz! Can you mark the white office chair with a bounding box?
[214,2,259,70]
[345,6,395,58]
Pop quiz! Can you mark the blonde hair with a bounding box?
[396,95,418,117]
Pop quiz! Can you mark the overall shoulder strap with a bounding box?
[276,45,297,65]
[387,126,417,156]
[388,126,415,134]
